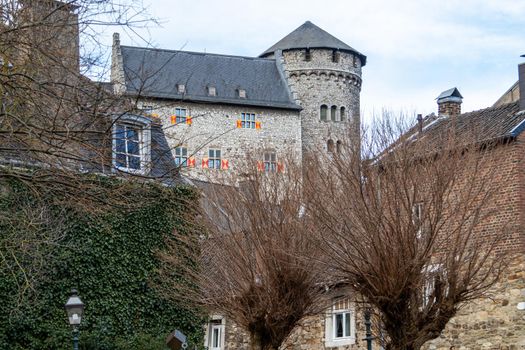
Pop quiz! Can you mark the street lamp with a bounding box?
[64,289,84,350]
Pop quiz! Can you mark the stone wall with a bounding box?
[137,99,302,180]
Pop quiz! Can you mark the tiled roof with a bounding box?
[259,21,367,65]
[120,46,300,110]
[421,101,524,143]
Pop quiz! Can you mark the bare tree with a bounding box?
[158,159,330,350]
[306,115,510,350]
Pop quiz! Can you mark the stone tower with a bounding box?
[260,21,366,155]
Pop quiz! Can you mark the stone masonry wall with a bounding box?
[281,49,362,155]
[137,99,302,181]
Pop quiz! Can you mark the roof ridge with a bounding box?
[120,45,275,62]
[459,100,519,118]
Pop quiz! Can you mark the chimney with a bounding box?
[518,55,525,111]
[436,87,463,118]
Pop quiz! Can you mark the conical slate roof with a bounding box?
[260,21,366,66]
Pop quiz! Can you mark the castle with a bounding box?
[110,21,365,179]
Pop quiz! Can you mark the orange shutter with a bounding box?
[170,115,176,124]
[221,159,229,170]
[255,121,261,129]
[186,116,192,125]
[188,157,196,168]
[277,162,285,173]
[236,120,242,128]
[202,158,209,168]
[257,161,264,172]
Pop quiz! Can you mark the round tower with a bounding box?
[260,21,366,156]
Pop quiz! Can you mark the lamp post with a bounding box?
[65,289,84,350]
[363,308,373,350]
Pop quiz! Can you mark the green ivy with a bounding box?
[0,177,204,349]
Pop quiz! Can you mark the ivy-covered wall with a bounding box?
[0,177,204,350]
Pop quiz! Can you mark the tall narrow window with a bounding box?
[305,48,311,61]
[331,105,337,121]
[209,149,221,169]
[320,105,328,121]
[175,108,187,123]
[115,123,142,171]
[264,152,277,172]
[336,140,342,153]
[332,50,340,63]
[327,139,335,153]
[340,107,346,122]
[175,146,188,167]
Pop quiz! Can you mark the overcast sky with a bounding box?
[107,0,525,122]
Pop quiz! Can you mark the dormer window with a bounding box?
[112,114,151,174]
[207,86,217,96]
[238,89,246,99]
[177,84,186,94]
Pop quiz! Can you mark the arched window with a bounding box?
[327,139,335,153]
[336,140,342,153]
[331,105,337,121]
[340,107,346,122]
[320,105,328,121]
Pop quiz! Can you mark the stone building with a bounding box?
[110,21,365,180]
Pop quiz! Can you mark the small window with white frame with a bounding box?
[175,108,187,124]
[325,298,355,347]
[204,315,225,350]
[209,148,221,169]
[113,114,151,174]
[175,146,188,167]
[412,202,423,239]
[241,112,256,129]
[264,152,277,172]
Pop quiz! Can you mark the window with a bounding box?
[325,298,355,347]
[175,108,187,124]
[175,146,188,167]
[331,105,337,121]
[336,140,342,153]
[241,112,256,129]
[327,139,335,153]
[208,149,221,169]
[112,114,151,174]
[264,152,277,172]
[305,48,311,61]
[422,264,444,308]
[340,106,346,121]
[177,84,185,94]
[238,89,246,98]
[205,316,225,350]
[141,105,153,115]
[412,202,423,239]
[320,105,328,121]
[332,50,340,63]
[115,124,142,171]
[208,86,216,96]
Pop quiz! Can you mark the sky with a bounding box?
[102,0,525,122]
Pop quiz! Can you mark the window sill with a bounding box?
[325,337,356,348]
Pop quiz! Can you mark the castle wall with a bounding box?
[281,49,362,154]
[137,99,302,180]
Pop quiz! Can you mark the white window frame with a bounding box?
[112,114,151,175]
[208,148,221,170]
[241,112,256,129]
[175,146,188,167]
[263,152,277,172]
[325,299,356,348]
[204,315,226,350]
[175,108,187,124]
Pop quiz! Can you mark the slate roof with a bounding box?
[120,46,300,110]
[259,21,367,66]
[420,101,524,143]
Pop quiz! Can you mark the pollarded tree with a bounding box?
[158,159,331,350]
[306,115,510,350]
